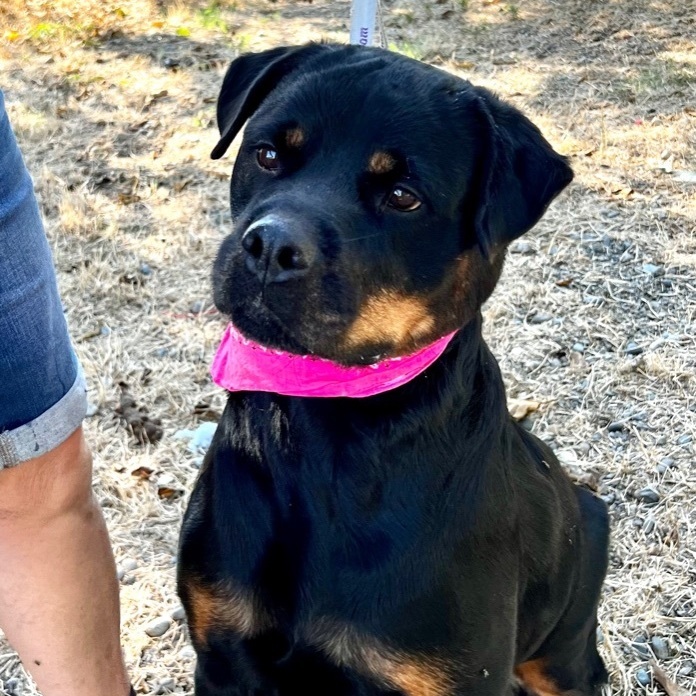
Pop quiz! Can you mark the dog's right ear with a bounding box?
[211,44,330,160]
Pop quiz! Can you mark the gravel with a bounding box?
[145,618,172,638]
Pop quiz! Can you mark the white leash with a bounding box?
[350,0,387,48]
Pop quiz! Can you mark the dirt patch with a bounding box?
[1,1,694,694]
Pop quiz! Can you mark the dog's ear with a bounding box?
[471,87,573,257]
[211,44,330,160]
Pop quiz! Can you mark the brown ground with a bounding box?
[0,1,694,694]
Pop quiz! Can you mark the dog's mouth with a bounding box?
[229,300,396,366]
[221,274,444,368]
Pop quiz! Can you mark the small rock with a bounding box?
[145,617,171,638]
[624,341,643,355]
[121,558,138,572]
[677,434,693,445]
[642,263,662,276]
[174,422,218,454]
[5,678,20,695]
[597,626,604,644]
[171,605,186,621]
[139,262,152,276]
[600,492,615,505]
[657,457,675,474]
[529,312,553,324]
[679,660,694,676]
[190,300,204,314]
[632,635,651,659]
[510,241,535,254]
[655,435,668,445]
[572,342,585,353]
[86,402,99,417]
[100,325,112,336]
[179,645,197,661]
[650,636,669,660]
[116,566,126,581]
[156,677,176,694]
[636,668,651,687]
[155,347,170,358]
[607,421,625,433]
[637,487,660,505]
[643,518,655,534]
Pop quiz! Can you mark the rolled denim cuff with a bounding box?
[0,366,87,468]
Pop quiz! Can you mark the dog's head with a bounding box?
[211,44,572,365]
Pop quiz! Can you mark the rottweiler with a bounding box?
[178,43,610,696]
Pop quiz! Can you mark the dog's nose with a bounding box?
[241,217,316,284]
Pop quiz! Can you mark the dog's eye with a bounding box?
[257,147,281,172]
[387,187,421,212]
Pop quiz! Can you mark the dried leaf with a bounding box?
[650,661,689,696]
[115,387,163,445]
[131,466,154,480]
[173,178,192,193]
[193,402,221,421]
[157,486,183,500]
[509,398,541,421]
[118,193,141,205]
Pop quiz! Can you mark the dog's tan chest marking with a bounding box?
[515,659,564,696]
[306,619,454,696]
[343,291,436,353]
[186,578,270,647]
[368,151,397,175]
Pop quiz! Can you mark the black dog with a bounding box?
[178,43,609,696]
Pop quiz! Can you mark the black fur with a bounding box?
[178,44,608,696]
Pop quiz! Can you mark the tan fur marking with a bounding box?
[285,127,305,148]
[368,151,397,175]
[343,291,436,352]
[306,620,453,696]
[187,579,269,647]
[515,659,563,696]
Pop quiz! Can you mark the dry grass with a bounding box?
[1,1,695,694]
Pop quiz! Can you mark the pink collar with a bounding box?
[211,324,457,398]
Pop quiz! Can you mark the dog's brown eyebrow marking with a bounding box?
[368,151,397,175]
[285,127,305,148]
[184,577,271,647]
[343,291,436,353]
[306,619,454,695]
[514,659,564,696]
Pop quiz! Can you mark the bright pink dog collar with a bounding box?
[211,324,457,398]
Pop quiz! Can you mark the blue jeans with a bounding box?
[0,89,86,468]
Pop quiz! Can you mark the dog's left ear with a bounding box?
[211,43,331,160]
[471,87,573,257]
